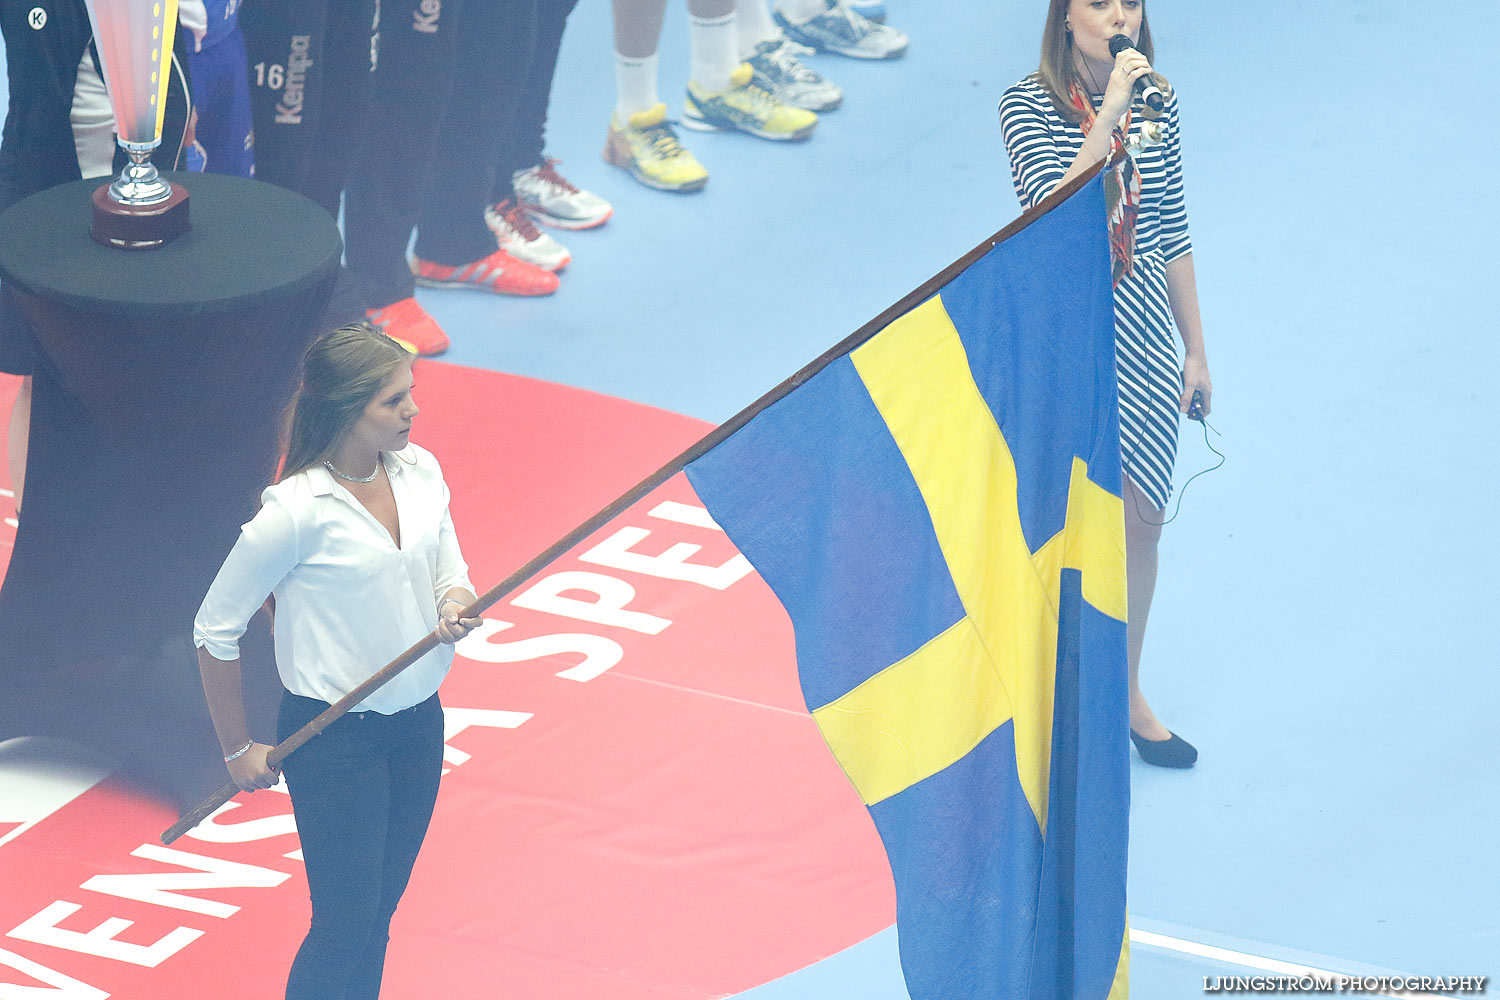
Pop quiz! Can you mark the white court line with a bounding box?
[0,739,113,849]
[0,743,1474,1000]
[1131,928,1456,999]
[0,487,12,498]
[610,671,810,719]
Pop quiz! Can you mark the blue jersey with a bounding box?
[183,0,253,177]
[181,0,240,52]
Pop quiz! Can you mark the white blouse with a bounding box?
[194,443,474,714]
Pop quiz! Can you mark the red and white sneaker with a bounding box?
[483,198,572,272]
[411,248,559,296]
[513,159,614,230]
[366,297,449,356]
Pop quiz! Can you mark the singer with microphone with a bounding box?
[999,0,1212,768]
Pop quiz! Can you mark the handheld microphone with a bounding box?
[1107,34,1165,113]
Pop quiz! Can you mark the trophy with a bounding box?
[84,0,190,249]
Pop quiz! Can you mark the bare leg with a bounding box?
[606,0,712,193]
[1124,474,1170,740]
[612,0,668,57]
[7,376,30,514]
[687,0,734,17]
[612,0,668,120]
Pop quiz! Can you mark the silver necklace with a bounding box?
[324,459,379,484]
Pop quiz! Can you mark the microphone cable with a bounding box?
[1123,397,1224,527]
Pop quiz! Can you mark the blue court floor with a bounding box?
[441,2,1500,994]
[5,1,1498,995]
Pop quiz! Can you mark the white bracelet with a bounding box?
[438,596,465,615]
[223,741,254,763]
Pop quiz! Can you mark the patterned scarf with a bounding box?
[1069,81,1139,287]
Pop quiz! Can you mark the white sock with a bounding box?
[614,51,660,121]
[689,12,740,93]
[778,0,828,23]
[735,0,780,57]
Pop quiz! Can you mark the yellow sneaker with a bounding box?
[602,103,710,193]
[682,62,818,141]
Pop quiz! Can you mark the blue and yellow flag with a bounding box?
[686,175,1130,999]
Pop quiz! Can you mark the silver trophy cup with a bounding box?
[84,0,191,248]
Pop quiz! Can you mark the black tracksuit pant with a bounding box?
[413,0,581,268]
[244,0,465,310]
[244,0,580,306]
[493,0,580,191]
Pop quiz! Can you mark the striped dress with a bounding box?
[998,74,1192,509]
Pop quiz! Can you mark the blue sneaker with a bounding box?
[848,0,886,23]
[745,37,844,112]
[773,0,907,60]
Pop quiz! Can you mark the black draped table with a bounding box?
[0,172,341,806]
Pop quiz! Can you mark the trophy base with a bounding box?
[90,182,191,249]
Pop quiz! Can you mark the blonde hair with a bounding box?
[1037,0,1164,124]
[281,322,413,480]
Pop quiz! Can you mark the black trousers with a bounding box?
[244,0,468,310]
[342,0,470,307]
[245,0,580,302]
[493,0,581,190]
[412,0,581,268]
[410,0,536,268]
[241,0,379,221]
[240,0,379,326]
[278,691,445,1000]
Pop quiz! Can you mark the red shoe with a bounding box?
[366,297,450,356]
[412,248,559,296]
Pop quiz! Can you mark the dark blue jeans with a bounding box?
[277,691,444,1000]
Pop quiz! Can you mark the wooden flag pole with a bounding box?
[159,158,1109,846]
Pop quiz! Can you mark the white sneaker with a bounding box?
[745,37,844,111]
[512,159,614,231]
[484,198,571,272]
[774,0,908,60]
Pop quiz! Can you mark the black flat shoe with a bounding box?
[1129,729,1198,768]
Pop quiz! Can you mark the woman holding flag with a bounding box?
[193,322,482,998]
[999,0,1211,768]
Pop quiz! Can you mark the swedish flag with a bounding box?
[686,175,1131,999]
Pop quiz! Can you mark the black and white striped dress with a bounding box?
[998,74,1192,509]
